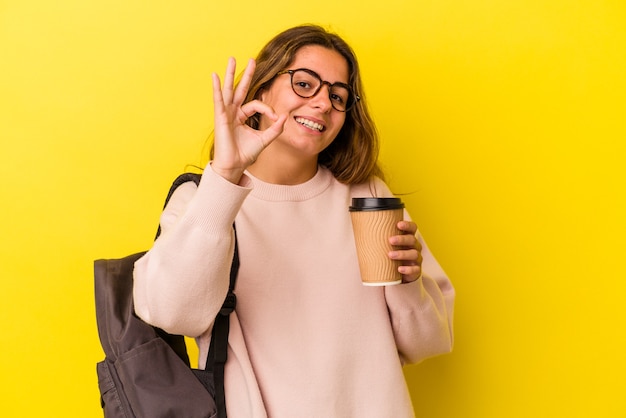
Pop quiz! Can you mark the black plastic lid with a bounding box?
[349,197,404,211]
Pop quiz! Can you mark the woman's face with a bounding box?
[259,45,349,160]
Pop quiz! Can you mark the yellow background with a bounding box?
[1,0,624,416]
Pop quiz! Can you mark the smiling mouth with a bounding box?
[295,117,325,132]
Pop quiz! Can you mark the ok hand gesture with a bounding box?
[210,58,287,184]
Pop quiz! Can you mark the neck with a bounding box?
[248,152,319,185]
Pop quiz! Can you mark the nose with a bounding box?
[309,82,333,112]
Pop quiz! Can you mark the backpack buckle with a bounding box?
[219,292,237,315]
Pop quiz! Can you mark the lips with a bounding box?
[295,116,325,132]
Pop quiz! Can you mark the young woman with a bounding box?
[133,25,454,417]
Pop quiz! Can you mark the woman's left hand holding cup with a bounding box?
[388,221,423,283]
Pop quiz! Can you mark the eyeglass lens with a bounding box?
[290,70,352,111]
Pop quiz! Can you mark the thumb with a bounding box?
[259,113,287,146]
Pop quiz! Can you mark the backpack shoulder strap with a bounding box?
[155,172,202,240]
[207,228,239,418]
[157,173,204,361]
[159,171,239,418]
[162,172,202,209]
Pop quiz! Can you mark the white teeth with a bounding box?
[296,117,323,132]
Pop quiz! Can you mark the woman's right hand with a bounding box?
[210,57,287,184]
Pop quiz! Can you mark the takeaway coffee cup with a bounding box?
[349,197,405,286]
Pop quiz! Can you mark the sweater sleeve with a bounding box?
[133,165,252,337]
[384,234,455,365]
[353,176,455,364]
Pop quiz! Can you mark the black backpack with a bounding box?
[95,173,238,418]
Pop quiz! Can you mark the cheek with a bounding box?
[260,82,295,111]
[331,114,347,135]
[260,89,274,108]
[258,90,284,128]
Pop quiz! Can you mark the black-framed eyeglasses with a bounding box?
[276,68,360,112]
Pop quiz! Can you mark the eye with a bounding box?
[295,81,313,90]
[330,86,350,105]
[291,70,319,95]
[330,93,345,104]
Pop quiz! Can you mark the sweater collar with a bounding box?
[246,166,334,202]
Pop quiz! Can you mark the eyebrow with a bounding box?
[292,67,350,86]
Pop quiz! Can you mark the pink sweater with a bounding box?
[133,165,454,418]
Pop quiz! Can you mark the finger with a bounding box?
[397,220,418,235]
[233,58,256,105]
[388,248,420,262]
[222,57,236,104]
[238,100,278,123]
[399,264,422,282]
[389,233,419,248]
[257,113,287,146]
[395,248,423,283]
[212,72,225,112]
